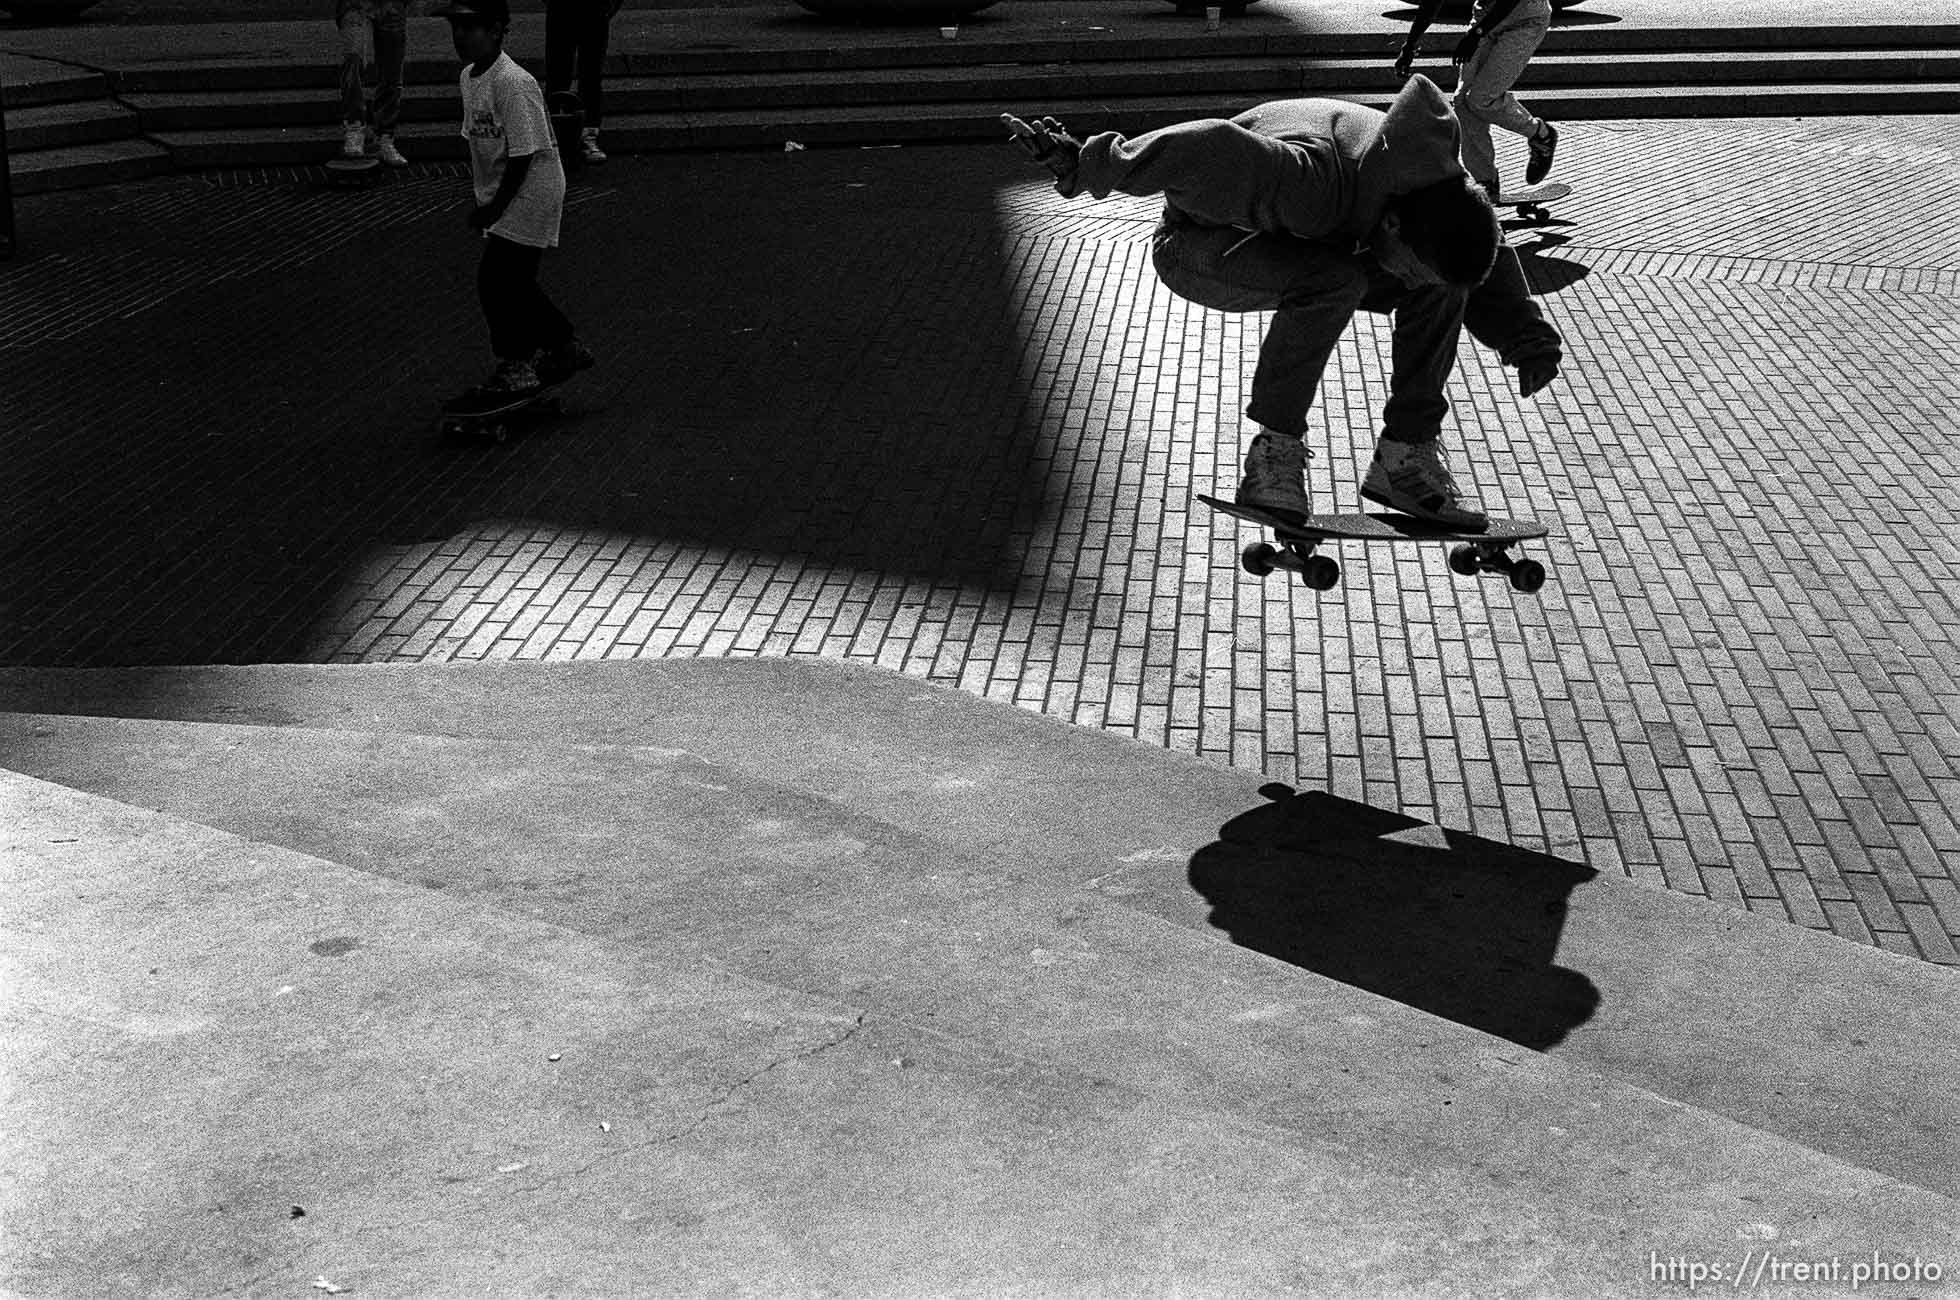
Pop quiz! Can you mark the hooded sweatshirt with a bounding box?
[1059,74,1465,246]
[1056,74,1562,371]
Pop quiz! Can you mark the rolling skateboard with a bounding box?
[1198,495,1550,594]
[1494,180,1571,223]
[325,155,383,188]
[436,378,568,443]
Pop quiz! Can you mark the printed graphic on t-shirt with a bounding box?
[458,51,565,248]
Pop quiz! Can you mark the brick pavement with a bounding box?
[2,115,1957,962]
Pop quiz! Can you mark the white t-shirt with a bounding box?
[458,50,566,249]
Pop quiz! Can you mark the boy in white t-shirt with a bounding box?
[436,0,594,395]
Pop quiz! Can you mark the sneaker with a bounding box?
[480,359,542,395]
[579,127,607,165]
[1001,112,1082,186]
[535,339,595,385]
[376,134,408,167]
[1236,430,1313,524]
[1361,439,1488,530]
[1525,120,1558,186]
[340,122,366,161]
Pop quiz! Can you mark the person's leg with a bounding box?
[1453,8,1554,191]
[335,0,371,156]
[1356,270,1487,527]
[1153,219,1368,519]
[544,0,576,99]
[370,0,408,157]
[478,236,545,387]
[579,0,610,128]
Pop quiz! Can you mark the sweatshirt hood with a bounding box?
[1349,74,1466,236]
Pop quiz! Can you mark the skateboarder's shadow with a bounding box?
[1188,786,1600,1050]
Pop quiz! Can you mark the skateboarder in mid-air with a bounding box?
[437,0,593,396]
[1397,0,1560,198]
[1003,75,1562,529]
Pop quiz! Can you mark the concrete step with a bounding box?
[139,79,1960,166]
[9,763,1956,1295]
[62,21,1960,94]
[2,96,140,151]
[0,51,108,107]
[4,657,1958,1205]
[5,135,173,194]
[112,49,1960,134]
[7,770,1562,1297]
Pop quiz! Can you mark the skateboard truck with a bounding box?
[1202,495,1550,595]
[1241,534,1545,594]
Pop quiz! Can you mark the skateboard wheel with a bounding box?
[1241,542,1277,577]
[1448,544,1481,577]
[1509,559,1547,594]
[1302,555,1340,591]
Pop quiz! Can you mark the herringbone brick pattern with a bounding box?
[2,116,1955,961]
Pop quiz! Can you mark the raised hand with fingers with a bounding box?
[1001,112,1083,185]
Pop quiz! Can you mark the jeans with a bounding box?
[545,0,615,128]
[478,235,575,363]
[1152,215,1553,444]
[1152,218,1465,445]
[337,0,407,135]
[1454,0,1552,190]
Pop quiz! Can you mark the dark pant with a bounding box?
[1151,214,1540,444]
[337,0,407,134]
[478,235,574,363]
[545,0,613,127]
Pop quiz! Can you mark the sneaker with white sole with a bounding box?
[480,359,542,396]
[1361,439,1488,530]
[1236,430,1313,524]
[376,134,408,167]
[579,127,607,165]
[1526,120,1559,186]
[340,122,367,160]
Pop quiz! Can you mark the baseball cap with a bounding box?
[433,0,510,23]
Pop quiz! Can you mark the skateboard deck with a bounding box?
[326,156,382,187]
[1494,181,1571,222]
[436,380,567,443]
[1198,494,1550,593]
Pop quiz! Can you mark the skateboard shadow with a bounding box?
[1514,233,1590,295]
[1187,784,1600,1050]
[1381,4,1621,25]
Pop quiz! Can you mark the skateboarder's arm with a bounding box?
[1066,118,1347,242]
[1463,246,1563,396]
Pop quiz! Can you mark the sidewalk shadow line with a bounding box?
[1187,784,1601,1050]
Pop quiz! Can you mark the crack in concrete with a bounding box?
[507,1013,871,1195]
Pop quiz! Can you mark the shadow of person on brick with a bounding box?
[1188,784,1600,1050]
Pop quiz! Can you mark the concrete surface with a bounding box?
[3,657,1957,1206]
[7,761,1959,1298]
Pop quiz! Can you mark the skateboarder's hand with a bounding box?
[1518,360,1558,399]
[1392,48,1415,81]
[467,202,500,232]
[1452,27,1483,65]
[1001,113,1081,184]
